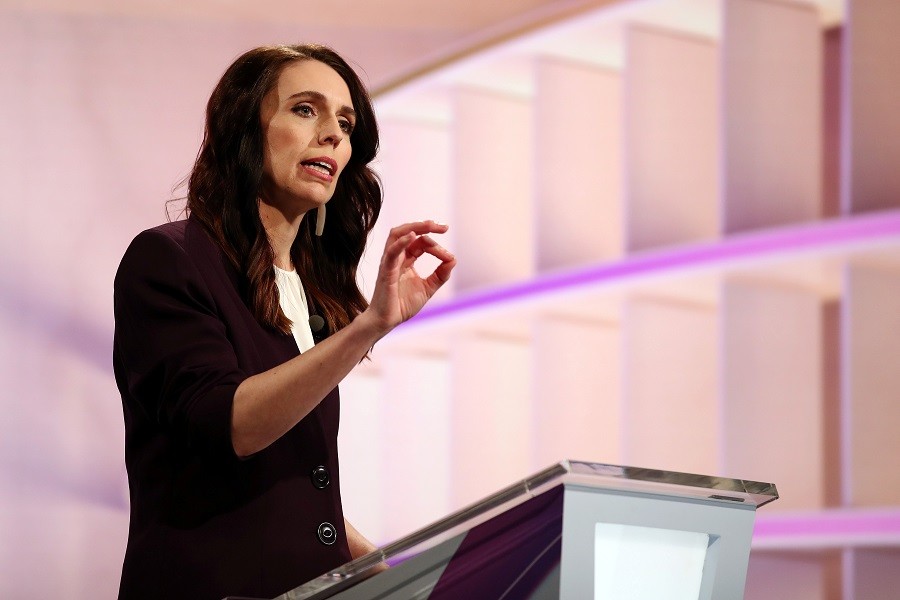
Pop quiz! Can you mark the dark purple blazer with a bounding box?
[113,217,351,600]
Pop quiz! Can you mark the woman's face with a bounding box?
[259,59,355,219]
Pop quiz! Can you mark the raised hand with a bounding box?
[365,220,456,336]
[230,221,453,457]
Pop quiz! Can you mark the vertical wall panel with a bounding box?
[531,317,621,469]
[745,551,840,600]
[625,26,719,251]
[722,0,823,233]
[822,300,843,508]
[622,298,718,475]
[721,280,825,509]
[450,333,532,507]
[534,58,623,270]
[378,354,452,538]
[452,88,533,290]
[375,119,454,303]
[822,27,843,219]
[843,264,900,506]
[337,372,386,542]
[843,0,900,213]
[846,549,900,600]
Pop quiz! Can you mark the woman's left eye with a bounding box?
[339,119,354,134]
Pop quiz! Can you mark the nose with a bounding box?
[318,117,344,148]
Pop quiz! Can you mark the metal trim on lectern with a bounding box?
[266,460,778,600]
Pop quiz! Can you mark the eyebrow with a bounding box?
[287,90,356,118]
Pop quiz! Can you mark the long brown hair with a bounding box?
[187,44,381,335]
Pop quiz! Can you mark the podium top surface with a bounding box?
[559,460,778,506]
[276,461,777,600]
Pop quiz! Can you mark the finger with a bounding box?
[404,234,443,259]
[424,255,457,293]
[381,231,416,273]
[416,238,457,292]
[408,235,454,263]
[385,221,449,246]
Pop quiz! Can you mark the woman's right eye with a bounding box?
[292,104,314,117]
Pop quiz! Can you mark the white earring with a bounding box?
[315,204,326,237]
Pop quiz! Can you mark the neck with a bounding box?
[258,200,305,271]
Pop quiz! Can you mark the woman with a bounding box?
[113,44,455,600]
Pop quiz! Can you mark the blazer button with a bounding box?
[311,465,330,489]
[317,522,337,546]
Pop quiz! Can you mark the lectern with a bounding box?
[273,461,778,600]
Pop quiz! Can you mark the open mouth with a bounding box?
[301,158,337,177]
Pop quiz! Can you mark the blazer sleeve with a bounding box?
[114,227,247,461]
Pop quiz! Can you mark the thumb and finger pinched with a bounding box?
[376,220,457,323]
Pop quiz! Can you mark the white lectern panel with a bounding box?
[594,523,708,600]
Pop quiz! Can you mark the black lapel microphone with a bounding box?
[309,314,327,343]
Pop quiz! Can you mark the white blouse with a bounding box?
[274,265,316,353]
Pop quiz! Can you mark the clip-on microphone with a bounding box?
[309,314,327,343]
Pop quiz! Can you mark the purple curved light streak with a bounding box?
[753,509,900,547]
[403,209,900,328]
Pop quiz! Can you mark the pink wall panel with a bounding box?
[843,0,900,213]
[374,118,454,304]
[534,58,623,270]
[843,264,900,506]
[450,333,532,507]
[337,372,386,543]
[625,25,719,251]
[452,88,534,291]
[721,280,826,510]
[622,297,719,475]
[848,549,900,600]
[379,354,453,538]
[722,0,822,233]
[744,551,840,600]
[531,317,622,469]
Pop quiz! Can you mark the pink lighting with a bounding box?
[402,210,900,328]
[753,509,900,549]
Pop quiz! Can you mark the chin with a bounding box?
[290,188,334,208]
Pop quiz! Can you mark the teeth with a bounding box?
[305,162,332,175]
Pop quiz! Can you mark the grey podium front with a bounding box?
[272,461,778,600]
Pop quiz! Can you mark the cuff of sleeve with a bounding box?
[186,378,243,461]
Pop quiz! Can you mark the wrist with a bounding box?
[353,308,393,345]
